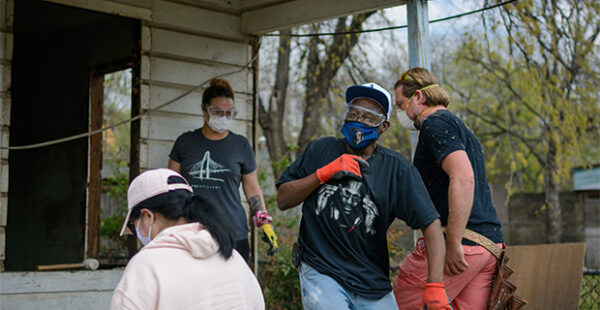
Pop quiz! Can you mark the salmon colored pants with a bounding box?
[393,238,500,310]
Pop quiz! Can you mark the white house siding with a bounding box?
[0,1,253,309]
[0,0,12,272]
[140,1,254,171]
[0,270,123,310]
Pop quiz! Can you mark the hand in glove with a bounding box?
[253,211,278,256]
[316,154,369,184]
[421,283,453,310]
[259,223,279,256]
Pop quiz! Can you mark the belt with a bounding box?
[442,227,503,259]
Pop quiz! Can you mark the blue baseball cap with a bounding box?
[345,82,392,120]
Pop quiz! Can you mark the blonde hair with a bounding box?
[394,67,450,107]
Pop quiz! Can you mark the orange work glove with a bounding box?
[421,283,453,310]
[316,154,368,184]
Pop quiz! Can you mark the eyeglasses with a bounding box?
[208,106,237,119]
[344,104,386,127]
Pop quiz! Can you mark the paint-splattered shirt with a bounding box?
[277,137,439,299]
[415,109,504,244]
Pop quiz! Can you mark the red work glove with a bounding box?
[316,154,368,184]
[252,210,273,228]
[421,283,453,310]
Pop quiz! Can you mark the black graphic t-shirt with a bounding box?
[414,110,504,244]
[169,129,256,240]
[277,137,439,299]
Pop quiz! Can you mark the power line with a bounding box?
[263,0,517,37]
[2,53,259,150]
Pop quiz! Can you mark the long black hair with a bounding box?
[129,176,234,259]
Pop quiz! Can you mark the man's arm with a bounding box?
[421,218,445,283]
[277,173,321,210]
[242,170,266,213]
[168,159,181,173]
[440,150,474,275]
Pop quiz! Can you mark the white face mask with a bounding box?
[207,116,232,133]
[135,217,153,246]
[396,110,417,130]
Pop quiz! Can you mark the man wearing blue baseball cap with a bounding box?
[276,82,451,309]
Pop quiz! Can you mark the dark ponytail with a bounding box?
[130,189,235,259]
[184,195,235,259]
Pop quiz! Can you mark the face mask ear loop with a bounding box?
[147,220,153,242]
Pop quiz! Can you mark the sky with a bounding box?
[361,0,488,69]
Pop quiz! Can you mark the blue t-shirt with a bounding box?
[169,129,256,240]
[414,110,503,244]
[277,137,439,299]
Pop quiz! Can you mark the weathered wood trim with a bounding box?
[146,57,252,94]
[241,0,406,34]
[0,0,12,272]
[87,74,103,259]
[145,28,251,67]
[42,0,153,21]
[152,0,246,42]
[0,270,122,294]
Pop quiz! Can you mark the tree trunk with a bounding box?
[297,12,374,153]
[545,136,562,243]
[258,30,291,180]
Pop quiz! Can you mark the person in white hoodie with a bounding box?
[110,168,265,310]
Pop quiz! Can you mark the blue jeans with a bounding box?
[299,262,399,310]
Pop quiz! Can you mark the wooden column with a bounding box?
[87,73,104,259]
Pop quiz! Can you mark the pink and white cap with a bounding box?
[119,168,193,236]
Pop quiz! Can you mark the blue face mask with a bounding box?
[135,217,153,246]
[340,121,379,149]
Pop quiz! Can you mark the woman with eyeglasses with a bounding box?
[110,168,264,309]
[168,78,277,262]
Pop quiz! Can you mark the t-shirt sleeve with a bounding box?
[421,117,465,165]
[169,134,185,163]
[239,136,257,175]
[276,140,316,187]
[394,164,440,229]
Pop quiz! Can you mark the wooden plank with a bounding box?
[142,111,249,141]
[147,57,252,94]
[42,0,152,20]
[141,139,172,169]
[0,126,7,159]
[141,55,150,81]
[0,93,10,125]
[0,194,7,226]
[0,160,7,193]
[87,74,103,259]
[1,291,114,310]
[143,85,252,120]
[152,0,247,42]
[0,269,122,294]
[0,226,4,260]
[241,0,406,35]
[505,242,586,310]
[149,28,250,67]
[141,25,151,52]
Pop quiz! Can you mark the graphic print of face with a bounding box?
[341,181,362,213]
[316,179,379,235]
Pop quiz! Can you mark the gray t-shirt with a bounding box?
[169,129,256,240]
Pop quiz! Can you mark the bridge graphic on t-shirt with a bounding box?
[188,151,230,182]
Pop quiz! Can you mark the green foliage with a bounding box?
[444,0,600,194]
[257,191,303,309]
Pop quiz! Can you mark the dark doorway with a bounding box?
[5,0,139,270]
